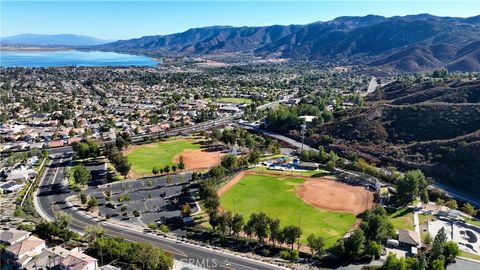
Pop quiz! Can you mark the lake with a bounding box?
[0,50,158,67]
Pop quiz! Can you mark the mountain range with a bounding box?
[98,14,480,72]
[1,34,109,47]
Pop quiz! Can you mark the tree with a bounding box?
[68,129,76,137]
[431,227,447,261]
[283,225,302,250]
[326,160,336,171]
[250,212,269,244]
[73,165,91,186]
[208,211,220,232]
[423,233,432,245]
[163,165,170,174]
[117,159,131,178]
[221,154,238,172]
[244,218,255,240]
[152,166,160,175]
[247,150,261,165]
[382,252,406,270]
[79,192,88,204]
[84,225,104,244]
[366,241,381,259]
[148,223,158,231]
[269,218,281,247]
[344,229,366,258]
[430,259,445,270]
[307,233,325,257]
[231,213,244,239]
[180,202,191,217]
[443,241,460,262]
[204,195,220,213]
[360,206,395,243]
[461,203,477,216]
[171,165,177,173]
[177,156,185,171]
[87,196,98,210]
[209,165,227,179]
[395,170,427,206]
[446,199,458,209]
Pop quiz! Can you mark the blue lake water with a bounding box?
[0,50,158,67]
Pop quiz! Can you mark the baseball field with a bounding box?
[219,172,375,247]
[124,139,223,178]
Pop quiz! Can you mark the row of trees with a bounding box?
[35,213,78,243]
[209,127,281,155]
[72,140,100,160]
[152,156,185,176]
[90,235,173,270]
[105,145,131,178]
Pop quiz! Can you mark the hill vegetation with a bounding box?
[98,14,480,72]
[267,77,480,196]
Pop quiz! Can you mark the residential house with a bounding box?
[0,228,31,245]
[60,251,98,270]
[3,235,46,268]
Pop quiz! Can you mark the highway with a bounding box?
[35,151,283,270]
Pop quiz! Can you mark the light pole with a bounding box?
[300,123,306,152]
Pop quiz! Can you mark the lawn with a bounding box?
[207,97,253,104]
[388,207,414,231]
[219,174,356,247]
[125,139,201,175]
[249,167,329,177]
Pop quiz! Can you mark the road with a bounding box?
[235,122,314,151]
[35,151,283,270]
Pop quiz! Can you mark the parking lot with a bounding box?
[86,172,198,226]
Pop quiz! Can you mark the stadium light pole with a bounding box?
[300,123,306,152]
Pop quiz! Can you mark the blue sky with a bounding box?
[1,1,479,40]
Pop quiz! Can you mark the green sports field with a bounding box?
[206,97,253,104]
[125,139,201,175]
[220,174,356,247]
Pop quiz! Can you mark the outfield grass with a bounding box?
[126,139,201,175]
[206,97,253,104]
[219,174,356,247]
[388,208,414,231]
[249,167,329,177]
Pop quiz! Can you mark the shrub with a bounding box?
[280,250,299,261]
[148,223,158,230]
[159,224,169,233]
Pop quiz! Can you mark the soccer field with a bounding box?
[219,174,356,247]
[125,139,201,176]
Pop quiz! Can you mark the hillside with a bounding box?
[306,79,480,195]
[97,14,480,72]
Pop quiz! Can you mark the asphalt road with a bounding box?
[35,152,283,270]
